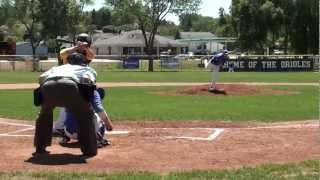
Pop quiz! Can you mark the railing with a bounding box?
[0,54,318,72]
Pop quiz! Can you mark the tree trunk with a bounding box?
[31,41,38,72]
[147,46,154,72]
[148,57,154,72]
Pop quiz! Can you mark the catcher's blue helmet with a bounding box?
[97,88,106,100]
[68,52,87,66]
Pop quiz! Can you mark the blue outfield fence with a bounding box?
[220,56,316,72]
[0,54,318,72]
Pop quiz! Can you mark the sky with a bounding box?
[84,0,232,25]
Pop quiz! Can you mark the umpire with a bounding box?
[34,53,99,157]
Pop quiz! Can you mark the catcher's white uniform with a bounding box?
[54,108,106,140]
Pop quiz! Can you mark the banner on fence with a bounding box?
[221,57,314,72]
[123,56,140,69]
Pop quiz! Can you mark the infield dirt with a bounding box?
[0,118,317,173]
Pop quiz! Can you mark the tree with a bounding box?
[289,0,318,54]
[174,29,181,39]
[106,0,201,72]
[14,0,42,71]
[89,8,112,29]
[157,21,179,36]
[38,0,85,64]
[232,0,270,53]
[0,0,15,26]
[179,14,218,33]
[38,0,70,39]
[231,0,319,54]
[91,9,98,25]
[79,0,94,12]
[260,0,283,52]
[215,15,235,37]
[179,14,197,31]
[218,7,226,25]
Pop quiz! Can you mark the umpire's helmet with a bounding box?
[68,52,87,66]
[76,33,92,47]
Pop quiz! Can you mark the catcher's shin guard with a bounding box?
[77,114,98,156]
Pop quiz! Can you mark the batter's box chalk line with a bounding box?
[146,128,225,141]
[0,121,35,137]
[0,120,130,137]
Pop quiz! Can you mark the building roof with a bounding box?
[92,32,116,42]
[93,30,185,48]
[180,32,216,40]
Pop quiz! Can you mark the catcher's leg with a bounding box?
[70,104,97,157]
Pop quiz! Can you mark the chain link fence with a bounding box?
[0,54,318,72]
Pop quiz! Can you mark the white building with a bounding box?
[16,41,48,58]
[92,30,186,56]
[178,32,228,55]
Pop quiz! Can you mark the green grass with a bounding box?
[0,71,317,83]
[0,160,318,179]
[0,85,317,122]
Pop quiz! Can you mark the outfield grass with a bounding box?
[0,160,317,179]
[0,85,317,122]
[0,71,317,83]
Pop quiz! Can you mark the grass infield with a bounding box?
[0,85,317,122]
[0,160,317,179]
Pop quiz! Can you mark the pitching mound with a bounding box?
[174,84,297,96]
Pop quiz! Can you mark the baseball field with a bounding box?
[0,71,318,179]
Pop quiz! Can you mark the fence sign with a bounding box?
[123,56,140,69]
[221,57,315,72]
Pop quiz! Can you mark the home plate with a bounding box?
[165,128,224,141]
[106,130,130,135]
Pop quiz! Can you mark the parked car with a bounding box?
[273,49,284,55]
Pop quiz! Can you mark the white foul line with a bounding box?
[165,128,224,141]
[0,127,34,137]
[0,120,130,137]
[235,123,318,130]
[0,134,33,137]
[0,130,130,137]
[0,121,34,127]
[106,130,130,135]
[4,127,34,134]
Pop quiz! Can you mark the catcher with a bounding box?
[53,87,111,148]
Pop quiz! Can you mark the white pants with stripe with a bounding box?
[204,59,220,90]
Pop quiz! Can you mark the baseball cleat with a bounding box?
[59,136,71,145]
[52,129,65,137]
[209,88,227,94]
